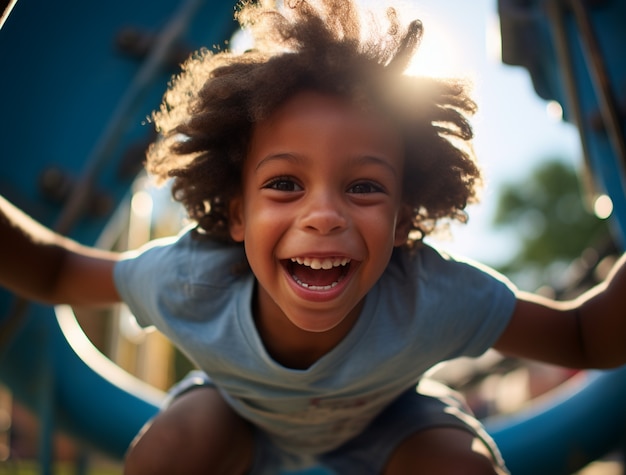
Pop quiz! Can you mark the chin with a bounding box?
[289,315,346,334]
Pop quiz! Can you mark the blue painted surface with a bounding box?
[0,0,239,461]
[499,0,626,245]
[1,0,626,473]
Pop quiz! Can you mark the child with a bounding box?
[2,0,626,474]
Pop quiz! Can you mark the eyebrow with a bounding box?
[351,155,399,178]
[255,153,304,171]
[256,153,399,177]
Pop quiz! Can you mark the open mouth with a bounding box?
[286,257,351,291]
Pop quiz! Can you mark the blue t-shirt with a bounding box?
[114,228,517,454]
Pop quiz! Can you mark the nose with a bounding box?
[299,191,348,235]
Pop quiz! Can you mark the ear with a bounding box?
[393,204,412,247]
[228,195,245,242]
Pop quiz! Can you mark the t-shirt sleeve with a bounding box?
[434,253,517,356]
[113,230,248,331]
[449,259,517,357]
[113,235,182,328]
[405,246,519,359]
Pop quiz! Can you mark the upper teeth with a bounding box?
[291,257,350,270]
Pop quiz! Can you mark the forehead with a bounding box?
[248,91,404,162]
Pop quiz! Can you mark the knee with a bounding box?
[388,449,500,475]
[434,450,502,475]
[384,428,504,475]
[123,387,254,475]
[124,420,184,475]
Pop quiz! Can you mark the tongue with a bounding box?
[291,263,344,286]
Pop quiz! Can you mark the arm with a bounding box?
[494,253,626,369]
[0,195,121,306]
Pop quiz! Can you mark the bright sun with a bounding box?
[404,13,464,78]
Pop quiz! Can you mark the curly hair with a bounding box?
[146,0,481,245]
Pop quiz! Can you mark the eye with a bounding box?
[347,181,385,194]
[263,176,303,192]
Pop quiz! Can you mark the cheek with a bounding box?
[241,203,285,250]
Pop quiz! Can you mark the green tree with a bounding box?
[493,159,611,288]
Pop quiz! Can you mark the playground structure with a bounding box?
[0,0,625,473]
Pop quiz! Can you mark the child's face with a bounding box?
[229,91,407,335]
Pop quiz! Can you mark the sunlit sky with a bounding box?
[387,0,583,268]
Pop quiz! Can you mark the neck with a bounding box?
[252,286,363,370]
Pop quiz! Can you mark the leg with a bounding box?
[124,387,254,475]
[384,427,505,475]
[321,381,508,475]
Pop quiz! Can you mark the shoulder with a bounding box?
[114,226,248,294]
[112,226,251,327]
[377,244,518,358]
[380,244,518,328]
[386,244,516,293]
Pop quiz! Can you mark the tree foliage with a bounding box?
[492,159,610,282]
